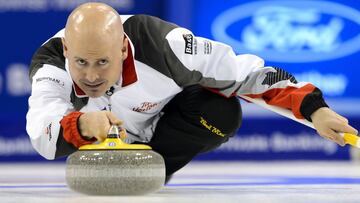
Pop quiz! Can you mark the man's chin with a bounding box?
[84,90,106,98]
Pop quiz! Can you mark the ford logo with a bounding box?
[211,0,360,63]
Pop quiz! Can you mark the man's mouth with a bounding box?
[83,82,104,89]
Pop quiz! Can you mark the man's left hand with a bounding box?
[311,107,358,146]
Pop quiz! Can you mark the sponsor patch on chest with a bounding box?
[132,102,161,113]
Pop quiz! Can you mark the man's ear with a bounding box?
[61,38,68,58]
[121,37,128,60]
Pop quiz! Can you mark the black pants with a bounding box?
[146,85,242,176]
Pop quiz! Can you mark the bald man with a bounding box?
[27,3,357,179]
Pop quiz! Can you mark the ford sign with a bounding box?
[211,0,360,63]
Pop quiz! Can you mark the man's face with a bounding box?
[62,35,128,98]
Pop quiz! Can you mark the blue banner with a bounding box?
[193,0,360,102]
[188,0,360,160]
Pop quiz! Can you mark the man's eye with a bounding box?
[77,59,86,65]
[99,60,108,65]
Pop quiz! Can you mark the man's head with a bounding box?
[62,2,128,98]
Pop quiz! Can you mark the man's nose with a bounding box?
[85,68,99,82]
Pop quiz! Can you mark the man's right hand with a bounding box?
[78,111,123,142]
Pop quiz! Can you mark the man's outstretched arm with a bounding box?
[159,24,358,145]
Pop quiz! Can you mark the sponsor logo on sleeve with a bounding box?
[45,123,52,141]
[203,40,213,55]
[36,77,65,86]
[183,34,197,55]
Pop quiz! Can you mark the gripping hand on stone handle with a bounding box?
[78,111,123,142]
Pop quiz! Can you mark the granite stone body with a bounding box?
[66,149,165,195]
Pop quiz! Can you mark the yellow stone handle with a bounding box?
[342,133,360,148]
[79,137,152,150]
[79,125,152,150]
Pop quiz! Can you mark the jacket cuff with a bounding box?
[60,111,96,148]
[300,88,329,122]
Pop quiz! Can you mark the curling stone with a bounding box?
[65,125,165,195]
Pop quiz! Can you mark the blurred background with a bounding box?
[0,0,359,162]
